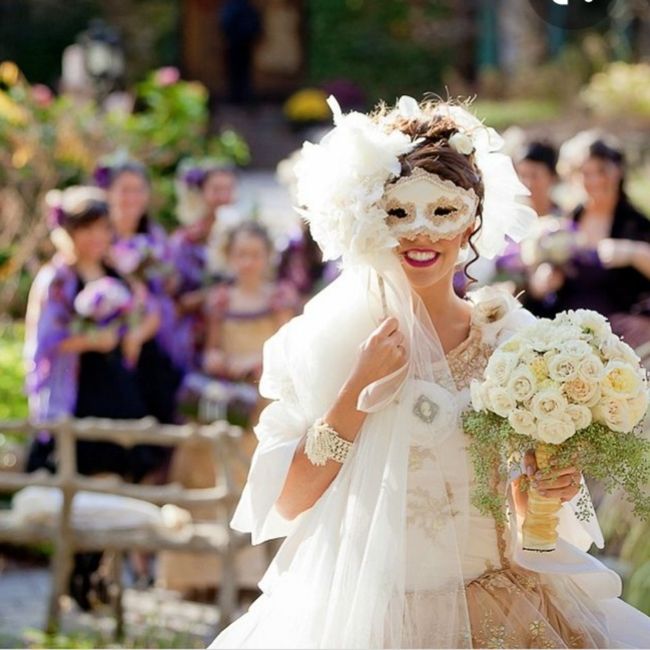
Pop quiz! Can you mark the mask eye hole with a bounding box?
[388,207,408,219]
[434,206,455,217]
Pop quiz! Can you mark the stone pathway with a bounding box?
[0,565,224,648]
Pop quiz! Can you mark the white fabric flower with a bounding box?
[449,132,474,155]
[566,404,593,431]
[508,408,537,438]
[536,414,576,444]
[531,388,568,420]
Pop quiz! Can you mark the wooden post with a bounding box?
[46,420,76,634]
[214,426,236,631]
[111,551,125,641]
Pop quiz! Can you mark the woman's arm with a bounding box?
[276,317,407,520]
[598,239,650,279]
[203,287,230,376]
[58,329,119,354]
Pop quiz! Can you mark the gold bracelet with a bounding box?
[305,419,353,466]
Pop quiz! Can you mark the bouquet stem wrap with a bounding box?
[522,443,562,552]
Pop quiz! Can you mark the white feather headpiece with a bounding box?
[295,96,536,265]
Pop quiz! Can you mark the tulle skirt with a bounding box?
[465,567,609,649]
[212,565,650,649]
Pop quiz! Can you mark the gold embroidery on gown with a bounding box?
[405,320,608,648]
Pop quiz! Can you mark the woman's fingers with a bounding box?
[523,450,537,478]
[375,316,399,338]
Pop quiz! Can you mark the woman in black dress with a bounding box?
[527,134,650,328]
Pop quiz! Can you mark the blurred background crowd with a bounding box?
[1,0,649,647]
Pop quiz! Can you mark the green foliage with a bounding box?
[582,62,650,122]
[106,69,250,226]
[0,322,28,423]
[22,624,206,649]
[308,0,453,103]
[471,100,562,131]
[0,63,249,312]
[463,409,650,523]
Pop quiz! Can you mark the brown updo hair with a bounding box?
[374,100,485,282]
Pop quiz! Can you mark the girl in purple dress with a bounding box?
[170,163,237,370]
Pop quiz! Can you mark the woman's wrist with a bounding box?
[631,241,650,270]
[323,378,367,443]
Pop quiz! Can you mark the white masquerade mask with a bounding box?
[383,167,479,242]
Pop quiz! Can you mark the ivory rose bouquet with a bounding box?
[464,309,650,552]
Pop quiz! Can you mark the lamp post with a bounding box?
[79,19,125,104]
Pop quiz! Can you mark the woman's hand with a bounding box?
[346,317,407,392]
[122,329,144,368]
[524,449,582,502]
[88,327,120,354]
[528,263,565,300]
[513,450,582,519]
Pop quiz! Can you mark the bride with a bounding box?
[211,97,650,648]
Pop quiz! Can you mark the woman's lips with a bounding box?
[401,249,440,268]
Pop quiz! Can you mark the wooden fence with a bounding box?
[0,416,248,640]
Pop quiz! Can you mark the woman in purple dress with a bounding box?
[24,187,166,608]
[101,162,184,426]
[170,163,237,370]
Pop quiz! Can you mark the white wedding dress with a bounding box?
[211,270,650,649]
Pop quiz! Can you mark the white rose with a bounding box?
[485,351,519,386]
[449,131,475,155]
[559,339,593,358]
[563,377,599,404]
[487,386,517,418]
[627,389,649,426]
[600,337,640,365]
[601,360,644,399]
[577,355,605,383]
[594,397,634,433]
[470,380,485,412]
[536,414,576,444]
[508,408,538,438]
[531,388,568,420]
[547,353,579,382]
[506,366,537,402]
[570,309,612,342]
[565,404,592,431]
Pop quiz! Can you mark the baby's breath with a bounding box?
[463,411,650,522]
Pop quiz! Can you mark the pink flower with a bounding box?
[155,66,180,87]
[32,84,54,107]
